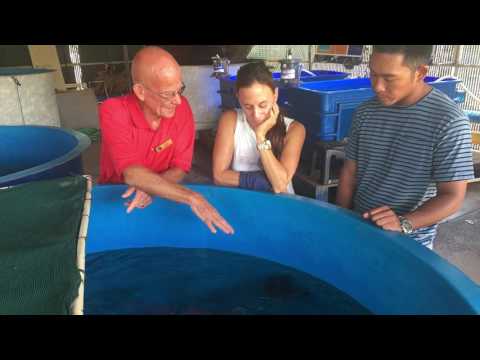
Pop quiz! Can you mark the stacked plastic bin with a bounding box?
[285,76,465,145]
[218,70,349,110]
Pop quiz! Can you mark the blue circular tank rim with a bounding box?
[206,189,480,313]
[0,67,55,76]
[280,192,480,314]
[0,126,91,185]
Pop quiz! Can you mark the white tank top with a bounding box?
[232,109,295,194]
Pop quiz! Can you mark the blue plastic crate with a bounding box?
[286,76,464,142]
[287,76,463,114]
[284,105,357,143]
[218,70,349,109]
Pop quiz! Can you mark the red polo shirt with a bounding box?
[98,93,195,184]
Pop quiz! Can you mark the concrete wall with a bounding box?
[0,70,60,127]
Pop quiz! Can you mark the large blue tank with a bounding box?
[0,125,91,187]
[86,184,480,315]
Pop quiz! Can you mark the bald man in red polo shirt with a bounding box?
[98,46,233,235]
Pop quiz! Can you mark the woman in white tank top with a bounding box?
[212,62,306,195]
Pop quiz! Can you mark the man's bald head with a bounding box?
[131,46,181,87]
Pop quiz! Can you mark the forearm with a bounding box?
[213,169,240,187]
[404,192,465,230]
[258,149,289,193]
[161,167,186,184]
[123,165,197,206]
[336,164,357,209]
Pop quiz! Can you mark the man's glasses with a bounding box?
[142,82,186,100]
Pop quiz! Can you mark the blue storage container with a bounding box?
[465,110,480,124]
[286,76,464,142]
[218,70,349,109]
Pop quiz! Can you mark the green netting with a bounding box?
[77,128,101,143]
[0,176,87,315]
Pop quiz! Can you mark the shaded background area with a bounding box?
[56,45,252,97]
[159,45,253,65]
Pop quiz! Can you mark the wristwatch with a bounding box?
[257,139,272,151]
[398,216,414,234]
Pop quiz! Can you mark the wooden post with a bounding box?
[28,45,66,91]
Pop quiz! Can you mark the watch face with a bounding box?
[401,218,413,234]
[258,140,271,151]
[406,224,413,233]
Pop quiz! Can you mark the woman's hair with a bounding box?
[235,62,286,158]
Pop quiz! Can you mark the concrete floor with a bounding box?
[81,140,480,285]
[435,182,480,284]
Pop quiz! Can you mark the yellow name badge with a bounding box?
[152,138,173,153]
